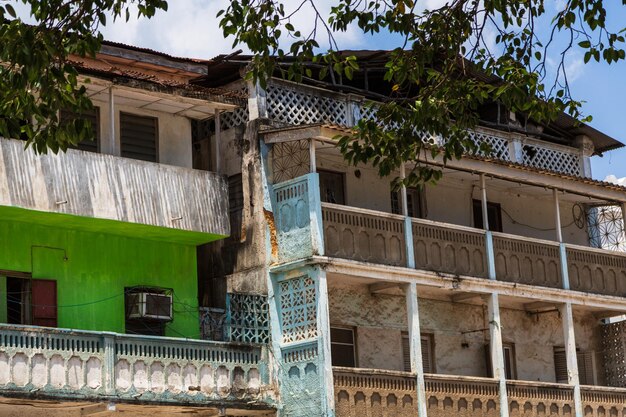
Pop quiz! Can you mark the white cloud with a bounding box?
[605,175,626,186]
[98,0,366,59]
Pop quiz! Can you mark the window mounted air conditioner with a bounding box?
[127,292,173,321]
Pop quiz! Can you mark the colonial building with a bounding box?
[2,45,626,417]
[198,51,626,417]
[0,44,275,416]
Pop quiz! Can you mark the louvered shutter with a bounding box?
[402,333,411,371]
[120,112,158,162]
[554,348,596,384]
[421,334,433,373]
[577,351,596,385]
[554,348,568,383]
[402,333,433,373]
[60,108,100,153]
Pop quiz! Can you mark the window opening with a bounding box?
[391,187,423,218]
[319,169,345,205]
[331,326,356,367]
[402,332,435,373]
[472,199,503,232]
[120,112,158,162]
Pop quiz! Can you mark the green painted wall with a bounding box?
[0,219,200,338]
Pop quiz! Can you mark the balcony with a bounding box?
[0,137,229,244]
[0,324,273,409]
[333,367,626,417]
[272,173,626,298]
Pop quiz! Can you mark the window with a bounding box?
[331,327,356,367]
[318,170,345,205]
[554,347,596,385]
[120,112,158,162]
[60,107,100,153]
[391,187,423,218]
[485,342,517,379]
[402,332,435,373]
[503,343,517,380]
[5,276,57,327]
[472,199,503,232]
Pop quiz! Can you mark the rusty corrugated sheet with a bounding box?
[0,137,229,237]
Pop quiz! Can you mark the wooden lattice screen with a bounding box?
[601,320,626,387]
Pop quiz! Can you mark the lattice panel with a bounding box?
[272,140,310,183]
[601,320,626,387]
[267,84,348,126]
[199,307,227,341]
[279,275,318,344]
[468,131,511,160]
[227,293,270,344]
[522,144,581,176]
[587,205,626,252]
[221,105,249,130]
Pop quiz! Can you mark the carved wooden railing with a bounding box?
[412,219,488,278]
[322,203,407,266]
[333,367,500,417]
[311,182,626,297]
[580,385,626,416]
[566,245,626,297]
[506,380,574,416]
[492,233,563,288]
[425,374,500,417]
[333,367,626,416]
[0,324,271,406]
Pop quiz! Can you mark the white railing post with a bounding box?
[486,293,509,417]
[102,332,116,395]
[405,283,427,417]
[508,137,523,163]
[575,135,594,178]
[560,302,583,417]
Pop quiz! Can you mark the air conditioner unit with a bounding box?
[127,292,173,321]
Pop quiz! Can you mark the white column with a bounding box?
[309,139,316,173]
[317,268,335,414]
[108,87,117,155]
[401,164,416,268]
[405,282,427,417]
[554,189,563,243]
[486,293,509,417]
[102,332,116,395]
[554,189,571,289]
[214,108,221,174]
[481,174,497,280]
[560,302,583,417]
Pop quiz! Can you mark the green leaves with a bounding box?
[218,0,626,187]
[0,0,168,153]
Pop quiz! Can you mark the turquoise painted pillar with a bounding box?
[270,266,335,416]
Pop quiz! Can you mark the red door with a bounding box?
[31,279,57,327]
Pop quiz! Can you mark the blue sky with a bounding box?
[12,0,626,182]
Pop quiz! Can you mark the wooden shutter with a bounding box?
[402,333,411,371]
[31,279,57,327]
[60,108,100,153]
[318,170,345,205]
[421,334,433,373]
[577,351,596,385]
[554,348,596,384]
[120,112,158,162]
[402,333,434,373]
